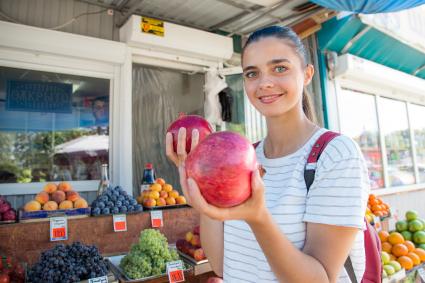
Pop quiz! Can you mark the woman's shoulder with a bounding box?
[320,131,364,163]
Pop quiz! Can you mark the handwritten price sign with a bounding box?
[166,260,184,283]
[50,217,68,241]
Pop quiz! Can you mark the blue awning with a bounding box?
[317,15,425,80]
[311,0,425,14]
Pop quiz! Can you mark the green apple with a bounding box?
[383,264,395,276]
[396,220,408,232]
[409,220,424,232]
[413,231,425,244]
[381,251,390,265]
[406,210,418,221]
[388,260,402,272]
[401,230,413,241]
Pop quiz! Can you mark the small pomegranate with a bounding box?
[167,113,213,153]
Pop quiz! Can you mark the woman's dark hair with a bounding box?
[242,26,316,123]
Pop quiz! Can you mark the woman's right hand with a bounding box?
[165,127,199,167]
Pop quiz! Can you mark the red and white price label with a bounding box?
[151,210,163,228]
[373,216,382,232]
[113,214,127,232]
[50,217,68,241]
[166,260,185,283]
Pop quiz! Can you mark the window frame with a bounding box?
[0,22,132,195]
[328,54,425,196]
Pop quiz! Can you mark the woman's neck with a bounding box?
[264,112,318,158]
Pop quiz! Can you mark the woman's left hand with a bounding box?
[179,163,268,225]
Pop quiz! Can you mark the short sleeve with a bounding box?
[303,135,370,229]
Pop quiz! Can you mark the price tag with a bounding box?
[113,214,127,232]
[166,260,184,283]
[373,216,382,232]
[151,210,163,228]
[418,268,425,282]
[50,217,68,241]
[88,275,108,283]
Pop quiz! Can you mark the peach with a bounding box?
[162,184,173,192]
[57,182,72,192]
[35,191,49,204]
[155,178,166,186]
[150,183,162,192]
[165,197,176,205]
[136,195,144,204]
[43,201,58,211]
[176,196,187,205]
[24,200,41,212]
[169,190,179,198]
[156,198,166,206]
[143,198,156,207]
[59,200,73,210]
[52,191,66,204]
[194,248,206,261]
[191,234,201,248]
[74,198,88,208]
[43,183,57,194]
[159,191,168,198]
[66,191,80,202]
[185,231,193,243]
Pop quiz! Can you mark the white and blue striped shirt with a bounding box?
[223,129,370,283]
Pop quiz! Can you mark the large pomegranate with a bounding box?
[186,131,257,208]
[167,113,213,153]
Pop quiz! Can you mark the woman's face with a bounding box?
[242,37,313,118]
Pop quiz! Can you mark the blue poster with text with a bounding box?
[6,80,72,113]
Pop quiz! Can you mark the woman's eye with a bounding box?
[245,71,257,78]
[274,66,287,72]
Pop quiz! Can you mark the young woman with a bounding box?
[166,26,370,283]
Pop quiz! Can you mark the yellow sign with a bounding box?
[141,17,164,37]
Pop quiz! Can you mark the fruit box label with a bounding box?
[166,260,184,283]
[50,217,68,241]
[88,275,108,283]
[113,214,127,232]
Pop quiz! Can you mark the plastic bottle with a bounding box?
[140,163,155,194]
[97,164,110,196]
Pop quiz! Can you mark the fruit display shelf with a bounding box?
[18,207,91,222]
[106,253,193,283]
[142,204,189,211]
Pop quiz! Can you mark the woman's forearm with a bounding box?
[200,214,224,277]
[248,212,330,283]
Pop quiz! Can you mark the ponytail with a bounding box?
[302,88,316,124]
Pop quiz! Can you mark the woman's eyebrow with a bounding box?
[268,58,290,65]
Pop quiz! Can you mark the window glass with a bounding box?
[339,89,383,189]
[380,97,415,186]
[0,66,109,184]
[410,104,425,182]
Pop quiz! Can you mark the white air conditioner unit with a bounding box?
[120,16,233,70]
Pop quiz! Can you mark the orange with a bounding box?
[371,204,382,212]
[389,254,396,261]
[368,194,376,201]
[397,256,413,270]
[404,241,415,252]
[391,243,408,257]
[414,248,425,262]
[382,242,393,253]
[388,232,405,245]
[155,178,166,186]
[407,252,421,266]
[379,231,389,243]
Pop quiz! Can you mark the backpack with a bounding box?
[254,131,382,283]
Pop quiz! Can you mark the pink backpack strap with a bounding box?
[305,131,340,191]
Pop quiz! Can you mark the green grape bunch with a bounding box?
[120,229,180,279]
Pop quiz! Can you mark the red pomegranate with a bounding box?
[186,131,257,208]
[167,113,213,153]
